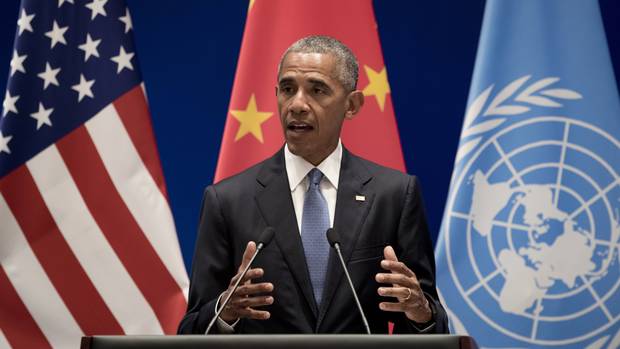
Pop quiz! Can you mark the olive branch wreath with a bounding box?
[455,75,582,163]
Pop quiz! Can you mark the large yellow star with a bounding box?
[362,65,391,112]
[230,94,273,143]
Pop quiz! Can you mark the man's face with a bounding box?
[276,52,358,165]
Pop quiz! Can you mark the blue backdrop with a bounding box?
[1,0,618,272]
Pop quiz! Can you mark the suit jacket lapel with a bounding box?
[316,148,374,330]
[254,149,319,318]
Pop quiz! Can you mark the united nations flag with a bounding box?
[435,1,620,348]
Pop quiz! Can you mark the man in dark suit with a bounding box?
[178,35,448,334]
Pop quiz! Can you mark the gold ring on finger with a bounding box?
[403,288,412,301]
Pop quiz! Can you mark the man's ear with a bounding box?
[344,90,364,120]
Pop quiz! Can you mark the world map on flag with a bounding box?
[443,114,620,346]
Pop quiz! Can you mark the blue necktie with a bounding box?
[301,168,330,306]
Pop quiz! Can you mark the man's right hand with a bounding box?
[219,241,274,323]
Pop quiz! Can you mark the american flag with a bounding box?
[0,0,189,348]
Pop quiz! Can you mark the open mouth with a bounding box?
[287,121,314,133]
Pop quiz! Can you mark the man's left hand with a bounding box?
[375,245,432,323]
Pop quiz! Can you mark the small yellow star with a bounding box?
[362,65,391,112]
[230,94,273,143]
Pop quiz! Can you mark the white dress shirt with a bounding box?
[284,140,342,233]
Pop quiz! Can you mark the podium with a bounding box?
[81,334,478,349]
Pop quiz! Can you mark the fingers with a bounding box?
[242,268,264,283]
[377,245,417,286]
[222,242,273,322]
[220,280,274,322]
[221,285,273,322]
[378,291,433,323]
[233,307,271,320]
[377,286,412,299]
[230,295,274,308]
[378,301,408,313]
[238,241,257,272]
[229,267,264,287]
[221,296,272,321]
[380,259,415,277]
[376,246,433,322]
[222,267,274,322]
[375,272,417,288]
[383,245,398,262]
[234,282,273,297]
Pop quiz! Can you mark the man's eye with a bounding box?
[281,86,294,94]
[313,88,325,95]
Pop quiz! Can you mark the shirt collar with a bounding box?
[284,140,342,191]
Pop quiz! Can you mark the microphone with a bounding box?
[206,227,275,334]
[326,228,371,334]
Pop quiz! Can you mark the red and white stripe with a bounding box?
[0,329,11,349]
[0,86,189,348]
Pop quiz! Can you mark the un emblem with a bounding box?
[443,76,620,347]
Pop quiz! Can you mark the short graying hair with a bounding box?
[277,35,359,91]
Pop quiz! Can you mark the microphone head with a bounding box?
[326,228,339,247]
[258,227,275,247]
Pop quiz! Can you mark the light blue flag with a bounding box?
[435,1,620,348]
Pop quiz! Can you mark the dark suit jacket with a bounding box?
[178,147,448,334]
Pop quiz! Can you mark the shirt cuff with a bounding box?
[410,319,436,333]
[409,295,437,333]
[209,292,239,334]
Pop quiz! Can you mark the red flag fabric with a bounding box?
[215,0,405,181]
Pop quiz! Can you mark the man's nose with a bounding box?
[289,89,309,114]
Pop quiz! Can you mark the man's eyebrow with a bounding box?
[308,78,331,89]
[278,77,294,85]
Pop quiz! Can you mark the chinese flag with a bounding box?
[215,0,405,182]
